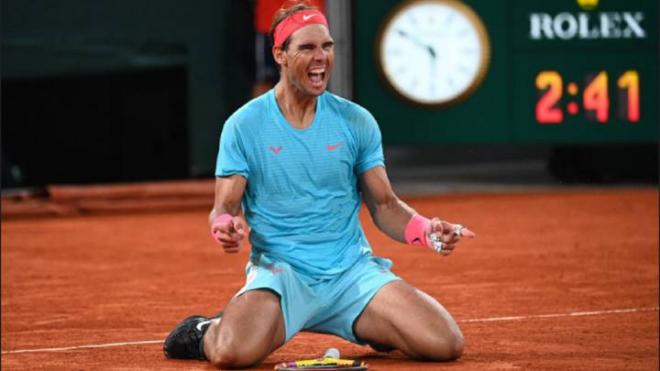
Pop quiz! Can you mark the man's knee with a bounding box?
[420,328,464,361]
[206,338,262,369]
[204,323,264,369]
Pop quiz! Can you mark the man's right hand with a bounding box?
[211,215,247,253]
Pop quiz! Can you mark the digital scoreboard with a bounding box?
[510,0,657,143]
[354,0,658,145]
[534,70,639,124]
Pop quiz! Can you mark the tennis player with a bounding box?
[164,2,475,368]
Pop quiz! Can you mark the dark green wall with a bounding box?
[1,0,254,182]
[354,0,658,145]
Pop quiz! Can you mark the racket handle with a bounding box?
[323,347,340,359]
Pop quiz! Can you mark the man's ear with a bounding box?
[272,46,286,67]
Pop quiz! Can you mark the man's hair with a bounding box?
[269,0,319,51]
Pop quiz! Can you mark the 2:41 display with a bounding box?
[535,70,640,124]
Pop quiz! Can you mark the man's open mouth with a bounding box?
[308,68,326,84]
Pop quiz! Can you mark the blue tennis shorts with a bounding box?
[235,253,400,343]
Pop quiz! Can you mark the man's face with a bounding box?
[276,24,335,96]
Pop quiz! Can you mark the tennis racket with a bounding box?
[274,348,368,371]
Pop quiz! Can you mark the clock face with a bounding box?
[377,0,491,107]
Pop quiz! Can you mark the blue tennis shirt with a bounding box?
[216,90,384,277]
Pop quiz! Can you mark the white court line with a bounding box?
[2,340,163,355]
[459,306,659,323]
[2,307,658,355]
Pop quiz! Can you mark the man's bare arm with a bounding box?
[209,175,247,224]
[209,175,248,253]
[360,166,475,254]
[359,166,415,243]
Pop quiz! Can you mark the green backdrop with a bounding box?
[354,0,658,145]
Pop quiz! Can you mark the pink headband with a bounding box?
[273,9,328,48]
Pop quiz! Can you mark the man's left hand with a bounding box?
[427,218,476,255]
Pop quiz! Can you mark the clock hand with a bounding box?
[397,29,436,59]
[428,45,437,60]
[429,53,437,96]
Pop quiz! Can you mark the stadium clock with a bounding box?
[375,0,491,107]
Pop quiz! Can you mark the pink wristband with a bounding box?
[404,214,431,247]
[210,213,233,237]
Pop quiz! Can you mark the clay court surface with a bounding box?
[2,183,658,370]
